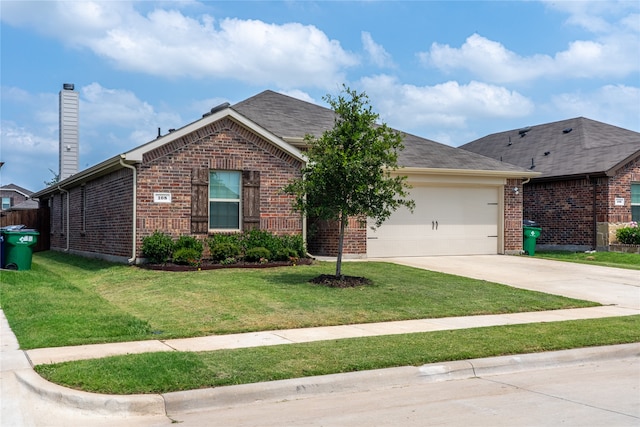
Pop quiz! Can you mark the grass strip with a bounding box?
[35,315,640,395]
[535,251,640,270]
[1,252,598,349]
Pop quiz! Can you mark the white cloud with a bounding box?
[548,84,640,130]
[360,75,534,133]
[361,32,395,68]
[277,90,316,104]
[422,31,639,83]
[1,1,358,89]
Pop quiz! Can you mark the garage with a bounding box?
[367,184,500,257]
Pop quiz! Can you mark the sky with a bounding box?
[1,0,639,193]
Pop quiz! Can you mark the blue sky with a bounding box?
[1,1,639,192]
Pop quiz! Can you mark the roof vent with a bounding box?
[529,158,535,169]
[62,83,75,91]
[544,151,550,156]
[563,127,573,134]
[507,136,512,146]
[519,127,531,137]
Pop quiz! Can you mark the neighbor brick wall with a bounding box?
[504,178,523,252]
[523,156,640,249]
[0,189,29,210]
[523,177,596,247]
[135,117,304,255]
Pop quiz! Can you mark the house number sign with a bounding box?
[614,197,625,206]
[154,192,172,203]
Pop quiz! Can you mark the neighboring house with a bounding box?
[32,90,537,263]
[461,117,640,251]
[0,184,35,212]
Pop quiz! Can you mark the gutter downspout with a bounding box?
[57,186,70,252]
[119,157,137,264]
[589,175,597,250]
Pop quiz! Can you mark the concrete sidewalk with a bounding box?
[25,305,639,365]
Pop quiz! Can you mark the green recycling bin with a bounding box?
[523,226,541,256]
[3,229,39,270]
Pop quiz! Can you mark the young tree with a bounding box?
[285,86,414,279]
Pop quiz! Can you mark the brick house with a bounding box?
[32,91,536,263]
[0,184,36,212]
[461,117,640,251]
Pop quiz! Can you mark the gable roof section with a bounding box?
[234,90,533,176]
[460,117,640,180]
[0,184,33,197]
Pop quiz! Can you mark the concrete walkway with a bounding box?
[2,255,639,424]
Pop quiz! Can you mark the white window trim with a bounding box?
[208,170,242,232]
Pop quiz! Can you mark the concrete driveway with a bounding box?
[378,255,640,309]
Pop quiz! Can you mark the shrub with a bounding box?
[273,247,299,261]
[141,231,174,264]
[210,243,241,262]
[616,222,640,245]
[244,247,272,262]
[172,248,202,266]
[174,235,204,254]
[241,229,283,255]
[280,234,306,258]
[208,234,241,255]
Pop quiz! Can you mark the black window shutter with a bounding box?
[191,168,209,234]
[242,170,260,230]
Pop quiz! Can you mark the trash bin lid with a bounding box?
[523,220,539,227]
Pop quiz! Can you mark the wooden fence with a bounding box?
[0,208,50,252]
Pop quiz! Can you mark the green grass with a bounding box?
[35,315,640,394]
[535,251,640,270]
[0,252,598,350]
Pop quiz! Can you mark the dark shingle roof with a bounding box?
[0,183,33,196]
[233,90,529,173]
[460,117,640,179]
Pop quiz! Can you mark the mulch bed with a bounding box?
[309,274,373,288]
[141,257,314,272]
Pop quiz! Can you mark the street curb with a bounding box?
[15,343,639,417]
[164,342,640,414]
[14,369,166,417]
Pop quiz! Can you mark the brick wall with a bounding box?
[135,117,304,254]
[0,189,29,210]
[504,178,523,253]
[522,155,640,249]
[523,178,595,247]
[47,169,134,259]
[307,216,367,257]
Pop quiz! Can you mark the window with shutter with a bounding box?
[632,182,640,222]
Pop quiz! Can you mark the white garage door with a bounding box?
[367,185,499,257]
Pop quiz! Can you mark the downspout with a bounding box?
[590,175,597,250]
[119,157,137,264]
[57,186,70,252]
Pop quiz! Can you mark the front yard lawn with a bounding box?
[1,251,598,350]
[535,251,640,270]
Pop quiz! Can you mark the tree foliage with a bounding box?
[285,86,414,278]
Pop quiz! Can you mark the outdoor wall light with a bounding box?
[513,187,519,195]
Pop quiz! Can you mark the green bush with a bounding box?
[244,247,271,262]
[172,248,202,266]
[241,229,283,255]
[280,234,306,257]
[616,222,640,245]
[174,235,204,258]
[273,247,299,261]
[207,234,241,254]
[210,243,241,262]
[141,231,174,264]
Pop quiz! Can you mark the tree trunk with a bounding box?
[336,211,347,278]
